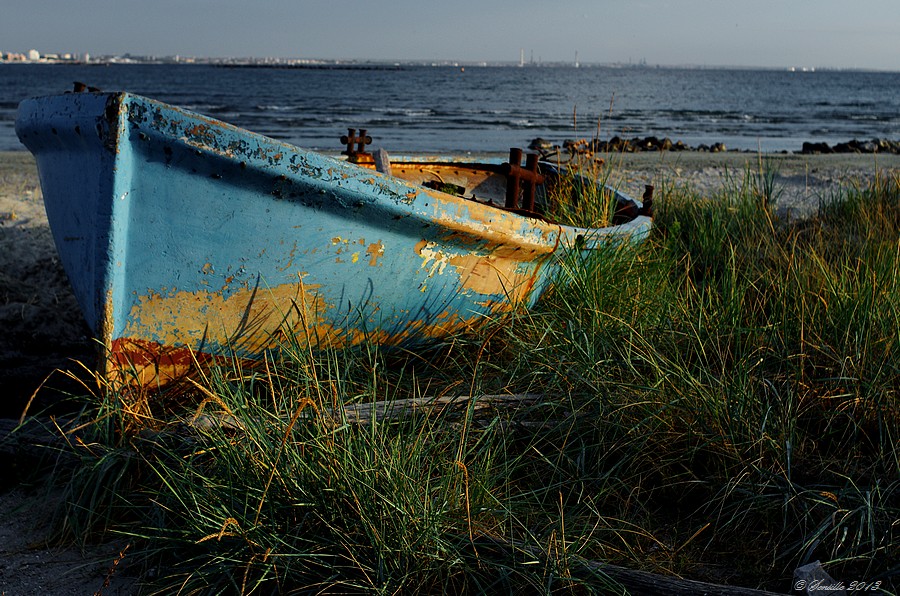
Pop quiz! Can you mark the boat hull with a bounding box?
[16,92,650,387]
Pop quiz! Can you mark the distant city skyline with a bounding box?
[0,49,891,73]
[2,0,898,71]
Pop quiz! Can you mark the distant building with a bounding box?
[27,49,40,61]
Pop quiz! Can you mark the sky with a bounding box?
[2,0,898,70]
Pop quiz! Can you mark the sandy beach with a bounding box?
[0,152,94,419]
[0,152,135,593]
[604,150,899,219]
[0,148,898,594]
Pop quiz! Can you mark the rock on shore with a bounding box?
[800,138,900,155]
[530,136,900,155]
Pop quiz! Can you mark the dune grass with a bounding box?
[37,163,899,594]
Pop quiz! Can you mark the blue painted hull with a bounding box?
[16,91,651,387]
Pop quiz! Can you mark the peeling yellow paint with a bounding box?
[109,272,530,390]
[123,279,331,355]
[449,251,536,302]
[411,236,542,302]
[111,267,521,389]
[416,241,450,278]
[366,241,384,266]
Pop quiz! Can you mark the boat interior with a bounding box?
[337,128,652,224]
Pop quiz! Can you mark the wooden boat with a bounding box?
[16,91,651,388]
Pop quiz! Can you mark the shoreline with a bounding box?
[600,151,899,216]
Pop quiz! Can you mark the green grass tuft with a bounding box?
[37,166,900,593]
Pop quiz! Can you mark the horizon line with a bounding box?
[1,53,896,73]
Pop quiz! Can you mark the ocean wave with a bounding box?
[256,104,295,111]
[2,64,898,153]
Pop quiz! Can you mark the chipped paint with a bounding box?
[122,278,331,356]
[366,241,384,266]
[16,90,652,390]
[416,241,451,278]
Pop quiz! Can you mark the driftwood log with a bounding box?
[0,393,549,456]
[473,537,790,595]
[187,392,552,430]
[326,392,546,423]
[585,562,788,596]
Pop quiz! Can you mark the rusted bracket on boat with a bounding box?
[502,148,545,211]
[613,184,655,224]
[641,185,654,216]
[340,128,373,163]
[71,81,102,93]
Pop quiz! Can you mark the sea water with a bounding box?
[1,62,898,153]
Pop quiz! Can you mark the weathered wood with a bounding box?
[337,392,546,423]
[187,392,550,430]
[477,537,790,596]
[0,394,554,453]
[373,147,392,175]
[581,560,788,596]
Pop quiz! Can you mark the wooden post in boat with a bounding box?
[373,148,392,176]
[522,152,541,211]
[505,148,523,209]
[503,148,544,211]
